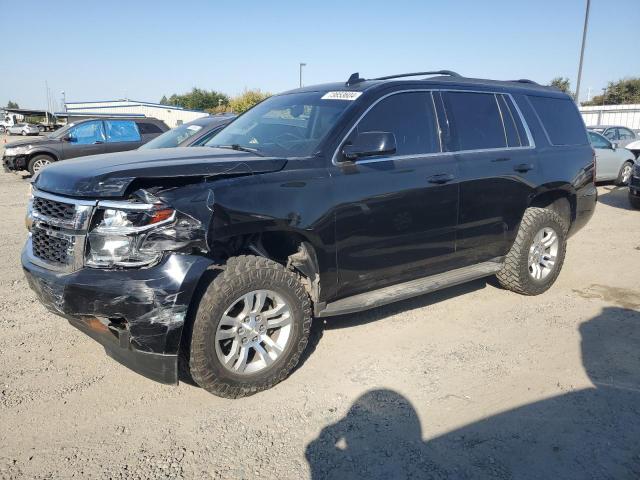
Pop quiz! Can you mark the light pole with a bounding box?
[299,62,307,88]
[61,91,66,112]
[574,0,590,103]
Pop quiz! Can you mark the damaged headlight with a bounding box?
[86,204,175,268]
[4,146,29,156]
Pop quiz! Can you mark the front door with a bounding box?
[61,120,106,159]
[332,91,459,298]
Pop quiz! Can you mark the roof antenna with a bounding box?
[346,72,365,86]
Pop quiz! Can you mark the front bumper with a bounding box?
[2,154,27,171]
[22,247,214,384]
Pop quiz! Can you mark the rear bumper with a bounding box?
[569,183,597,238]
[22,247,214,384]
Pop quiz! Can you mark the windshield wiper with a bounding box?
[210,144,265,156]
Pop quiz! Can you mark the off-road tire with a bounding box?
[496,207,567,296]
[629,192,640,210]
[27,155,53,176]
[188,255,312,398]
[616,161,634,186]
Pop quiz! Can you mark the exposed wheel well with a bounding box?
[529,191,574,229]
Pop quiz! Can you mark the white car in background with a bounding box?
[588,130,636,184]
[6,123,39,136]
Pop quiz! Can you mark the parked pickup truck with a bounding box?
[22,70,596,398]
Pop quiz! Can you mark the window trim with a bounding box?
[332,88,535,166]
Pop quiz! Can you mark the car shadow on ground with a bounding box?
[305,306,640,479]
[597,185,634,210]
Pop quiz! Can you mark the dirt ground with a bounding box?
[0,134,639,479]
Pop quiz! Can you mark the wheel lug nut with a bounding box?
[252,336,258,343]
[238,327,245,335]
[241,337,248,344]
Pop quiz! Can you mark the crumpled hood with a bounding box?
[33,147,287,198]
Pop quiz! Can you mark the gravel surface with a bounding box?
[0,136,639,479]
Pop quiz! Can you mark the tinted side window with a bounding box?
[68,121,105,145]
[588,131,610,149]
[617,127,635,140]
[351,92,439,156]
[105,120,141,143]
[137,122,163,134]
[528,96,587,146]
[441,92,506,151]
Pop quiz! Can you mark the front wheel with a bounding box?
[187,255,312,398]
[497,207,567,296]
[21,130,27,136]
[617,161,634,186]
[28,155,53,176]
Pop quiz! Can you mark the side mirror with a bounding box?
[342,131,396,161]
[63,134,73,142]
[611,142,617,150]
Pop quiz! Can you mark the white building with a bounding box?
[58,99,208,128]
[580,104,640,129]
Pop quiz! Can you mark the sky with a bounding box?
[1,0,638,110]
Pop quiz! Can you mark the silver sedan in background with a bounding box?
[588,130,636,184]
[6,123,40,136]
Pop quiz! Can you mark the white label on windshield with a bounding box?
[187,125,202,132]
[321,91,362,101]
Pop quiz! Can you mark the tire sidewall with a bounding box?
[514,212,566,295]
[28,155,52,176]
[190,260,311,396]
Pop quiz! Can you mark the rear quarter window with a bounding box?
[137,122,164,134]
[528,95,587,146]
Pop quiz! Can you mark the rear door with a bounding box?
[62,120,107,159]
[437,90,536,265]
[332,90,459,297]
[103,120,143,153]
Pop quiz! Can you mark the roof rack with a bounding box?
[345,70,462,86]
[373,70,462,81]
[510,79,540,85]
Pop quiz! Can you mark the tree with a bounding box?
[6,100,19,109]
[157,88,229,111]
[582,77,640,106]
[229,89,271,114]
[548,77,572,95]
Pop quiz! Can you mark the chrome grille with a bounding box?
[27,190,96,272]
[33,197,75,221]
[32,228,71,264]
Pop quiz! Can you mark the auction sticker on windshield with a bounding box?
[321,91,362,101]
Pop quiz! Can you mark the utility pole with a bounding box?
[299,62,307,88]
[61,91,66,112]
[44,81,50,124]
[574,0,590,103]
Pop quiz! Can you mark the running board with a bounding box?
[318,259,503,317]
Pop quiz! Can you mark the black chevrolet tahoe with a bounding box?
[3,117,168,176]
[22,70,596,398]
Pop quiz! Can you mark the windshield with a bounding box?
[205,92,354,157]
[140,123,204,149]
[48,122,76,139]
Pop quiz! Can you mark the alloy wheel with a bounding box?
[214,289,293,375]
[528,227,559,280]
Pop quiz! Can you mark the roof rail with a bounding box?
[372,70,462,81]
[510,79,540,85]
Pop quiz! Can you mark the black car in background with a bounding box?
[140,114,236,150]
[2,117,168,175]
[22,70,596,398]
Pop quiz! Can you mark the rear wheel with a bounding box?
[497,207,567,295]
[616,161,634,186]
[188,255,312,398]
[21,130,27,136]
[28,155,53,176]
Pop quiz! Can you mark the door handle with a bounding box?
[492,157,510,162]
[427,173,455,184]
[514,163,534,173]
[93,141,104,144]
